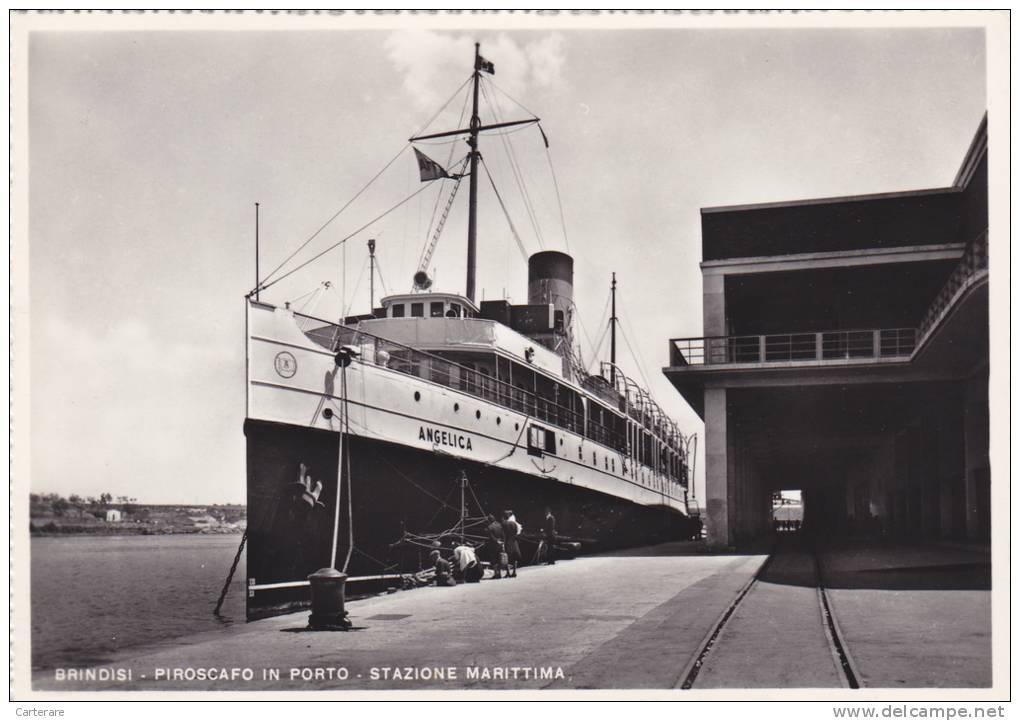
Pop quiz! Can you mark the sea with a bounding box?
[29,534,248,671]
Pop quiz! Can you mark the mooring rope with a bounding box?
[213,529,248,616]
[341,364,355,574]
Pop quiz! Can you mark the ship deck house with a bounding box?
[664,117,989,547]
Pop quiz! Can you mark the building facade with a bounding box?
[664,117,989,547]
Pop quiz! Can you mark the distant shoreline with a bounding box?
[30,528,244,537]
[28,500,246,537]
[29,520,245,537]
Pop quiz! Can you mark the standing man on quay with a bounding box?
[485,513,506,579]
[543,507,557,565]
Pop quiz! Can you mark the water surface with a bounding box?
[30,535,247,670]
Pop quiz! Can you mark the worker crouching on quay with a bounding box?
[429,549,456,586]
[452,542,484,583]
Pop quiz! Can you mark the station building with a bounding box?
[664,117,989,547]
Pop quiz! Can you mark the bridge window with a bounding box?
[410,303,424,318]
[430,302,445,317]
[391,304,405,318]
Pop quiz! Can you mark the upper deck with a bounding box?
[348,317,565,379]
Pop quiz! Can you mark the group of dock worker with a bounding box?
[485,510,522,579]
[428,542,483,585]
[428,508,559,587]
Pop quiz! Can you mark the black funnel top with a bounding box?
[528,251,574,284]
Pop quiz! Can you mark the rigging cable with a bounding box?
[544,143,571,253]
[417,85,473,275]
[483,75,541,122]
[582,292,612,369]
[297,284,329,326]
[285,284,324,310]
[482,84,546,251]
[616,295,655,390]
[618,320,653,397]
[414,154,471,281]
[590,322,612,372]
[484,75,567,250]
[373,256,391,298]
[257,180,439,293]
[479,157,530,265]
[257,143,410,291]
[256,76,473,295]
[375,453,463,512]
[342,256,370,318]
[479,80,546,251]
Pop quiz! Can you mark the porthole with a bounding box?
[476,410,481,420]
[496,417,502,426]
[515,423,519,431]
[413,391,421,402]
[454,403,460,412]
[592,452,597,465]
[559,438,563,446]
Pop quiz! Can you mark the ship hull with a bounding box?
[245,418,699,619]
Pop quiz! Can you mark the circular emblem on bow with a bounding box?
[274,351,297,378]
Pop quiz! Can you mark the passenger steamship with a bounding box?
[245,44,699,618]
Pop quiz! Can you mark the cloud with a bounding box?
[384,30,566,113]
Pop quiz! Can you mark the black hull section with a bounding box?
[245,419,700,619]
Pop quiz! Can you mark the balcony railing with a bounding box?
[670,328,917,367]
[669,229,987,369]
[917,229,988,341]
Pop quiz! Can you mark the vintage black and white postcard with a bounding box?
[9,9,1010,708]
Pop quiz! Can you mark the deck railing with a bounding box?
[300,315,624,451]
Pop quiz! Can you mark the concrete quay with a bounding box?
[32,539,991,692]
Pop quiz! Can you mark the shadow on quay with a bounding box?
[594,540,715,558]
[757,532,991,592]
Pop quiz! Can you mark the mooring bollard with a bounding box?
[307,568,352,630]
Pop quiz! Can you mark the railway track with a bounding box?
[679,534,862,689]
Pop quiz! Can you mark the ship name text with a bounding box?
[419,425,473,451]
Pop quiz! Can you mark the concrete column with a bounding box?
[870,439,895,537]
[919,417,939,539]
[731,421,743,544]
[704,386,730,546]
[963,368,990,541]
[703,274,726,337]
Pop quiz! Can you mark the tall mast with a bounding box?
[465,43,482,303]
[407,43,536,299]
[610,272,618,385]
[367,238,376,309]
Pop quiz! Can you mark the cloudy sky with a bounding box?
[22,16,988,504]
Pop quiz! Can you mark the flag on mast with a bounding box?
[477,56,495,74]
[413,148,450,182]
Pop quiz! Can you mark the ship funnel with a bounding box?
[413,270,433,291]
[528,251,573,331]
